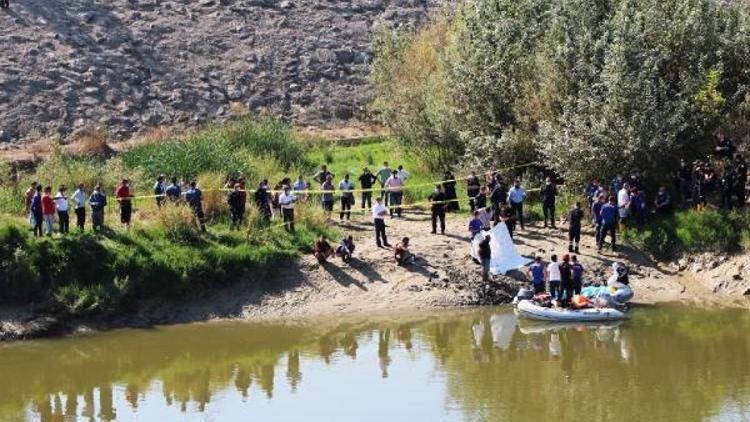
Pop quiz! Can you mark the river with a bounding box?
[1,305,749,421]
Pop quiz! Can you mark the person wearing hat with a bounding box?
[278,185,298,233]
[54,185,70,234]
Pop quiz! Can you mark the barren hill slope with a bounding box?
[0,0,434,144]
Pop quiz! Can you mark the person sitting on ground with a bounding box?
[527,256,546,294]
[478,233,492,283]
[313,235,334,264]
[469,210,483,239]
[395,237,415,266]
[336,236,356,263]
[654,186,671,214]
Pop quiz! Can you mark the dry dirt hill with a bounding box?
[0,0,435,144]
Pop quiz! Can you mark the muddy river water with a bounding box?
[1,304,749,421]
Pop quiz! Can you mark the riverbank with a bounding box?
[4,212,748,341]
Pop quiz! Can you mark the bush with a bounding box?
[155,204,202,244]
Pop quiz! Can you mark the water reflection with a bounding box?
[1,306,750,421]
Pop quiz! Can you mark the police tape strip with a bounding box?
[116,161,540,201]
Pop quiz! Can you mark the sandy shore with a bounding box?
[2,211,748,340]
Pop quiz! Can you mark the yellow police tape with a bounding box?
[119,161,540,201]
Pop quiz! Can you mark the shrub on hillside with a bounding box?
[155,203,202,244]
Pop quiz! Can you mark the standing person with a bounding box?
[467,171,481,212]
[500,204,516,238]
[254,180,272,221]
[630,188,647,225]
[185,181,207,232]
[313,165,334,185]
[585,180,601,213]
[571,255,584,296]
[443,170,459,212]
[41,186,55,236]
[321,175,335,219]
[384,170,403,217]
[716,132,736,158]
[428,184,447,234]
[568,201,584,254]
[1,0,9,11]
[610,175,624,196]
[540,177,558,228]
[372,197,390,248]
[508,179,527,230]
[293,175,307,193]
[478,234,492,282]
[395,237,415,266]
[720,167,736,210]
[24,181,38,217]
[546,254,561,300]
[238,178,248,209]
[598,196,618,252]
[358,168,377,210]
[734,154,748,206]
[617,182,631,231]
[30,185,43,237]
[89,184,107,232]
[153,175,166,207]
[527,256,546,294]
[278,185,298,233]
[559,255,574,307]
[396,165,410,181]
[72,183,87,231]
[376,162,392,205]
[469,210,483,239]
[166,177,182,202]
[654,186,671,215]
[592,194,605,244]
[474,186,488,210]
[490,176,507,224]
[54,186,70,234]
[227,183,245,229]
[339,174,355,221]
[677,158,694,207]
[115,179,132,228]
[478,206,494,231]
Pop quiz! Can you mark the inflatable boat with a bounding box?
[514,299,628,322]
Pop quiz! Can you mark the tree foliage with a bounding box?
[370,0,750,187]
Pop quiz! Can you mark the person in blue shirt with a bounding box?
[469,210,483,239]
[153,175,166,208]
[591,195,606,247]
[185,181,206,232]
[610,175,624,195]
[598,196,618,252]
[508,179,527,230]
[571,255,584,295]
[526,256,546,294]
[630,188,646,226]
[165,177,182,202]
[30,185,43,237]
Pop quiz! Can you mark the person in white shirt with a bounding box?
[546,254,562,300]
[396,165,410,181]
[384,170,404,217]
[372,197,390,248]
[278,186,297,233]
[53,185,70,234]
[71,183,87,231]
[617,183,631,229]
[339,174,355,221]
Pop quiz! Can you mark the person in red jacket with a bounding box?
[115,179,132,227]
[41,186,56,236]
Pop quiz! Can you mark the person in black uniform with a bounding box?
[443,171,459,212]
[568,201,584,253]
[474,186,488,210]
[1,0,8,9]
[734,154,748,206]
[428,185,447,234]
[540,176,558,228]
[721,166,736,210]
[467,171,481,212]
[358,168,377,209]
[559,254,574,307]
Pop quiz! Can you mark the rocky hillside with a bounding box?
[0,0,435,144]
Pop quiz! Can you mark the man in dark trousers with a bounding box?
[358,168,377,209]
[478,234,492,282]
[372,197,390,248]
[598,196,618,252]
[540,176,558,228]
[734,154,748,206]
[559,254,574,307]
[428,184,446,234]
[568,201,584,253]
[228,183,245,229]
[467,171,481,212]
[1,0,8,10]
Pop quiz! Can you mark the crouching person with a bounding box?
[313,235,334,264]
[336,236,356,263]
[395,237,415,266]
